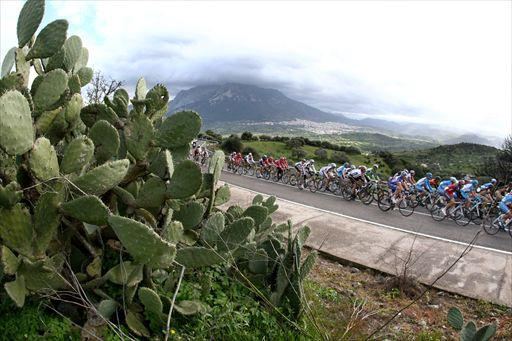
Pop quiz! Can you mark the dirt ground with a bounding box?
[304,250,512,340]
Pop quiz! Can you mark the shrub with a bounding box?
[286,138,305,149]
[314,148,328,160]
[221,135,243,153]
[241,131,253,141]
[331,151,349,164]
[242,146,259,159]
[292,148,307,159]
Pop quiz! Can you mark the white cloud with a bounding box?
[1,0,510,137]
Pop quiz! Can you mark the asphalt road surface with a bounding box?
[220,170,512,253]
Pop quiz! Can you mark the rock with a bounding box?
[428,304,441,309]
[349,267,361,274]
[420,320,427,327]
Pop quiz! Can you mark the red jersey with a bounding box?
[276,159,288,170]
[445,184,459,195]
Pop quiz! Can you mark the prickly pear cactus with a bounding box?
[0,1,316,337]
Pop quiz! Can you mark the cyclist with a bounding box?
[337,162,350,179]
[305,159,317,174]
[275,156,288,180]
[498,192,512,228]
[438,177,457,194]
[406,170,416,185]
[234,152,243,167]
[442,180,465,216]
[319,163,337,191]
[295,159,306,174]
[348,165,367,199]
[244,152,255,166]
[496,182,512,201]
[477,179,497,203]
[460,179,478,208]
[415,172,434,197]
[366,164,380,181]
[389,171,408,204]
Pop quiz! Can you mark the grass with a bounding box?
[244,140,394,175]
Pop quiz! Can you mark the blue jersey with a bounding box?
[501,194,512,205]
[416,177,433,192]
[337,166,346,177]
[478,183,493,192]
[438,180,451,191]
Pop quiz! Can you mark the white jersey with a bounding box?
[319,166,334,176]
[349,169,363,179]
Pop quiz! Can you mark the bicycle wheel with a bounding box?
[482,214,500,235]
[341,184,354,201]
[430,198,446,221]
[272,171,280,182]
[377,192,393,212]
[424,195,435,212]
[289,174,297,186]
[409,192,420,208]
[282,171,290,184]
[329,181,340,195]
[468,205,483,225]
[398,198,414,217]
[263,170,271,180]
[308,178,319,193]
[247,165,255,176]
[237,165,244,175]
[359,187,373,205]
[454,206,471,226]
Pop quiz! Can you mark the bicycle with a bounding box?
[482,210,512,238]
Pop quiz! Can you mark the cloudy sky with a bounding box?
[1,0,511,137]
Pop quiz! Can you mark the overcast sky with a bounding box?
[1,0,511,137]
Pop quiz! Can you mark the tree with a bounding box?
[291,148,307,159]
[331,151,349,164]
[286,138,304,149]
[242,146,259,159]
[85,70,124,104]
[241,131,253,141]
[314,148,328,160]
[221,135,243,153]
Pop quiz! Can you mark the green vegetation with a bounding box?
[0,1,317,339]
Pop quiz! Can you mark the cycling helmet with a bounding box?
[309,159,315,164]
[464,174,471,180]
[426,172,432,179]
[263,155,267,159]
[403,169,409,173]
[301,159,306,162]
[471,180,478,186]
[359,165,367,172]
[410,170,415,175]
[351,165,356,170]
[450,177,457,183]
[458,180,465,186]
[248,152,252,156]
[281,156,285,160]
[491,178,497,184]
[373,164,379,169]
[435,176,441,181]
[401,170,408,177]
[344,162,350,167]
[330,163,336,168]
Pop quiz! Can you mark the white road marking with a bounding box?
[226,181,512,256]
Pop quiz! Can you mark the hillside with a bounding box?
[396,143,499,176]
[168,83,354,124]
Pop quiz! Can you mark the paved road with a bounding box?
[220,170,512,253]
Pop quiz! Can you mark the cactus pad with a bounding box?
[26,19,68,60]
[162,221,184,243]
[63,35,82,71]
[1,245,20,275]
[125,311,150,338]
[33,192,60,256]
[169,144,190,164]
[214,184,230,206]
[156,111,201,149]
[200,212,225,246]
[44,47,64,72]
[89,120,120,164]
[108,215,176,268]
[33,68,68,110]
[97,300,118,320]
[76,66,93,86]
[0,181,22,209]
[447,307,464,331]
[68,74,81,95]
[149,149,174,179]
[60,136,94,174]
[175,246,224,268]
[61,195,110,226]
[299,251,317,281]
[28,137,59,181]
[138,287,163,315]
[136,176,166,210]
[218,217,254,252]
[0,90,34,155]
[64,93,82,125]
[174,300,206,315]
[208,150,225,185]
[173,201,205,229]
[17,0,45,48]
[243,205,268,227]
[4,275,26,308]
[1,47,16,78]
[74,159,129,195]
[145,83,169,114]
[249,249,268,274]
[252,194,264,205]
[167,160,202,199]
[124,113,153,160]
[135,77,147,99]
[80,103,119,128]
[74,47,88,73]
[0,204,33,257]
[105,261,143,286]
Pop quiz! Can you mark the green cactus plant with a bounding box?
[63,35,82,71]
[173,201,206,229]
[447,307,497,341]
[33,68,68,110]
[88,120,120,164]
[26,19,68,60]
[60,195,109,226]
[28,137,59,180]
[17,0,45,48]
[73,159,129,195]
[60,136,94,174]
[156,110,201,149]
[1,47,16,78]
[0,90,34,155]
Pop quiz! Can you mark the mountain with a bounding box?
[168,83,356,124]
[442,134,503,148]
